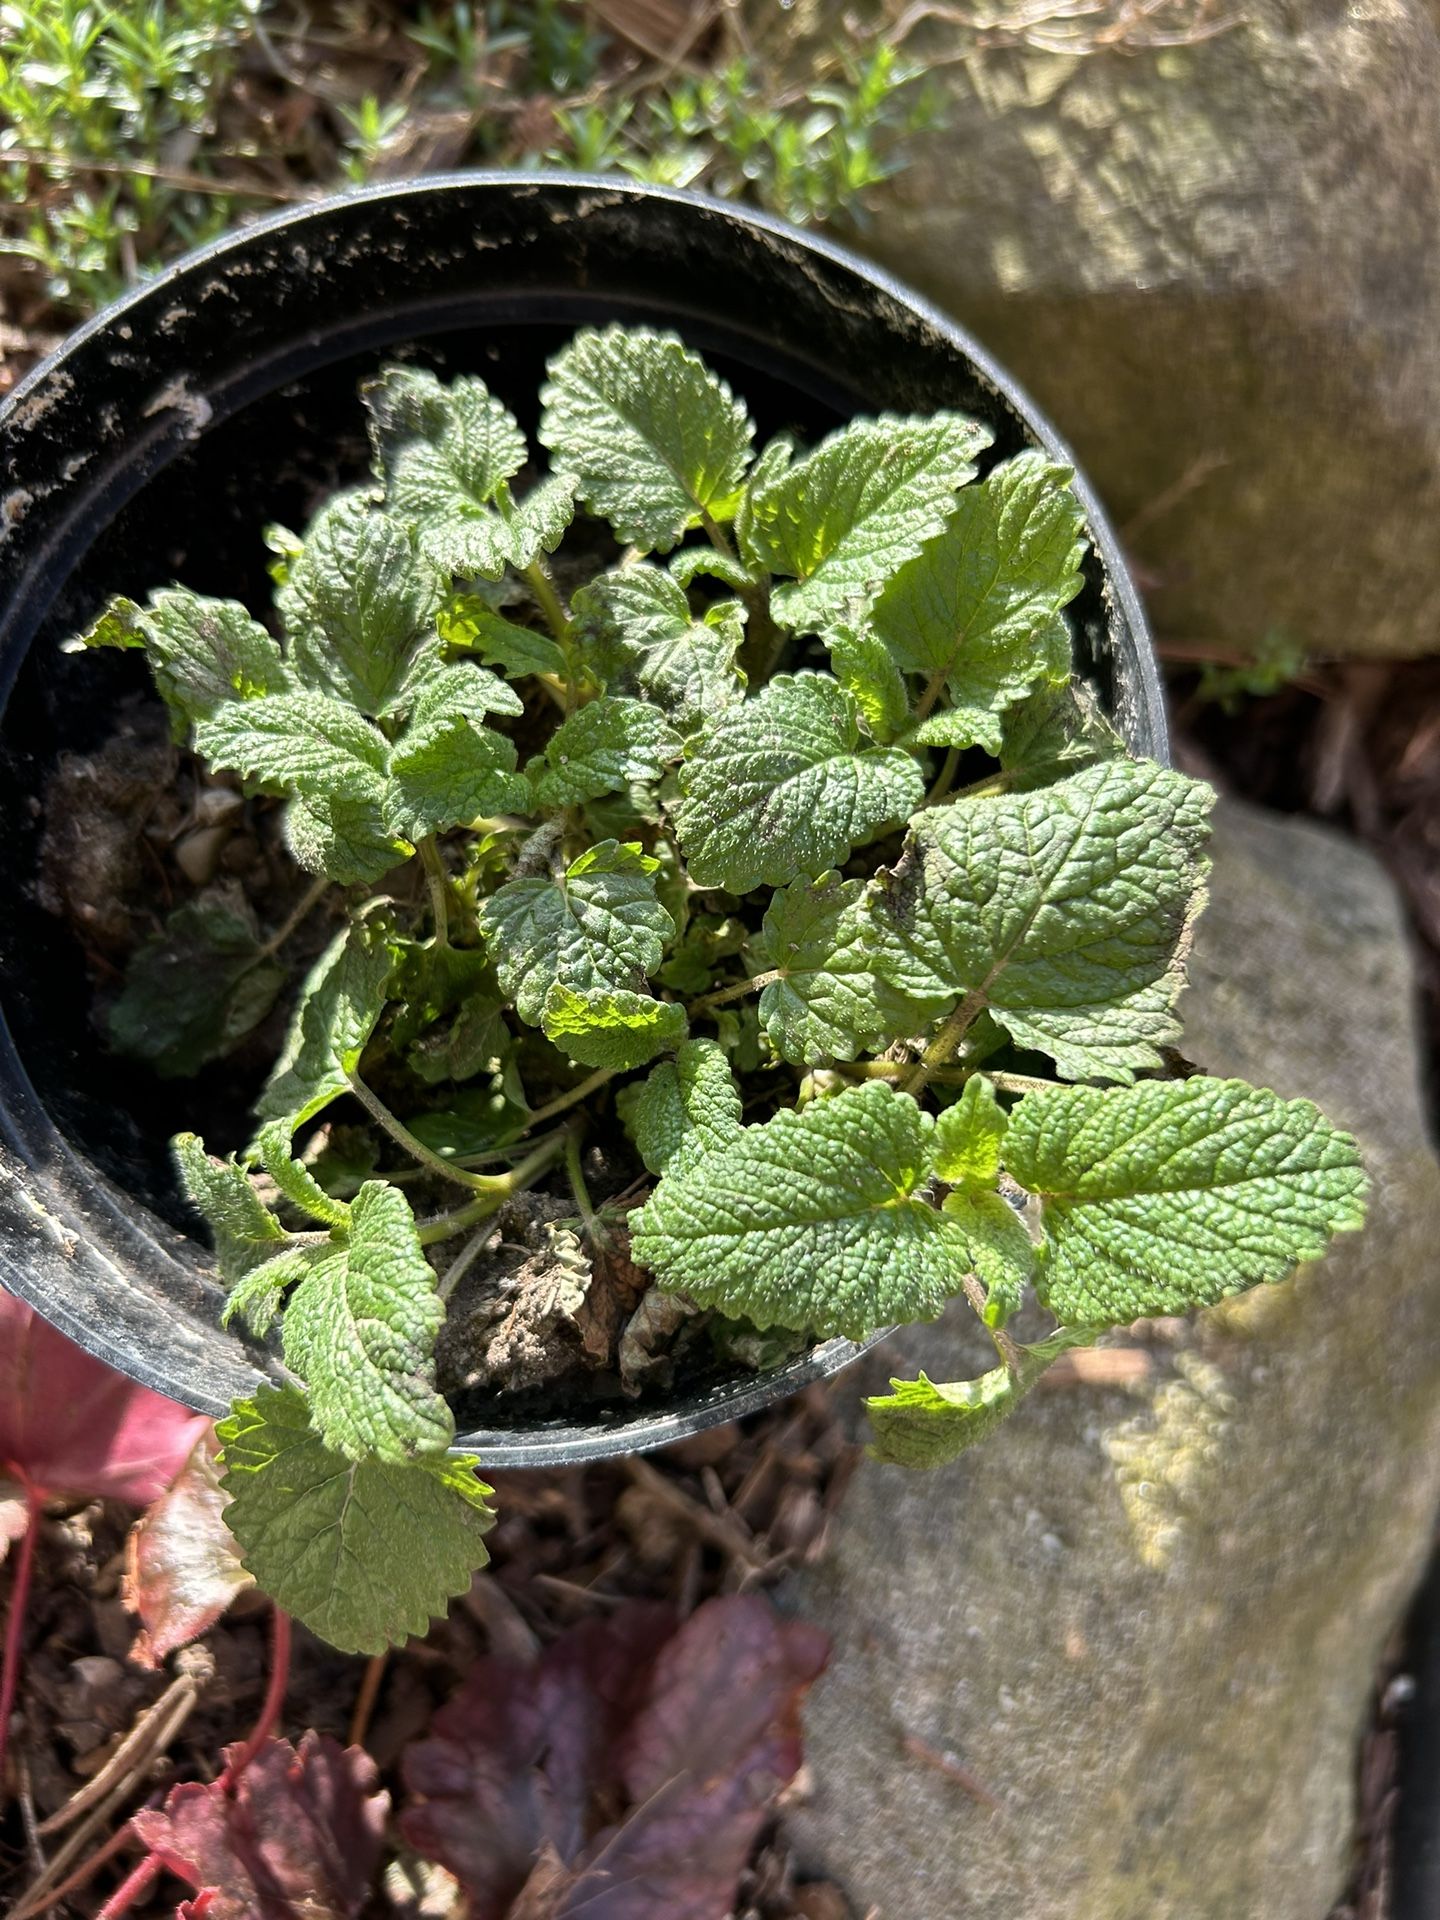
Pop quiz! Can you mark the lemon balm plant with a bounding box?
[69,326,1367,1652]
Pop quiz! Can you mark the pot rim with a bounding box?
[0,170,1166,1466]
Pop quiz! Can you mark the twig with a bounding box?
[900,1732,1002,1811]
[348,1654,387,1751]
[0,1491,41,1806]
[258,873,332,959]
[622,1457,767,1569]
[418,837,451,947]
[687,970,780,1019]
[900,987,987,1094]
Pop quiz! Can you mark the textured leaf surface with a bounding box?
[998,679,1127,789]
[871,757,1214,1080]
[873,453,1084,752]
[673,673,925,893]
[542,984,687,1070]
[539,326,754,551]
[1006,1077,1369,1325]
[825,617,910,743]
[528,696,683,808]
[754,872,891,1065]
[174,1131,289,1280]
[574,564,744,724]
[282,1182,451,1465]
[365,365,527,572]
[110,893,286,1078]
[866,1331,1093,1468]
[630,1082,970,1339]
[616,1038,744,1175]
[124,1435,252,1668]
[71,589,289,734]
[478,841,674,1026]
[219,1386,495,1654]
[943,1190,1035,1327]
[384,707,528,841]
[440,593,567,679]
[739,413,992,629]
[933,1076,1008,1186]
[133,1731,388,1920]
[253,920,396,1140]
[194,691,389,800]
[278,495,443,716]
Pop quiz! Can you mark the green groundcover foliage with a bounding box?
[70,327,1367,1651]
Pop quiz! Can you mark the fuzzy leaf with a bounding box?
[943,1189,1035,1327]
[825,617,911,743]
[402,656,526,724]
[174,1131,289,1279]
[385,711,528,842]
[278,494,444,716]
[477,841,674,1027]
[194,691,389,798]
[69,589,289,735]
[542,984,687,1070]
[630,1082,971,1340]
[285,789,407,886]
[998,679,1127,790]
[439,593,568,680]
[256,1119,351,1228]
[539,326,754,551]
[673,672,925,893]
[932,1076,1008,1187]
[110,893,286,1078]
[218,1385,495,1654]
[616,1038,744,1176]
[754,872,888,1065]
[1005,1077,1369,1325]
[866,1330,1093,1469]
[253,919,396,1140]
[669,547,757,592]
[282,1181,451,1465]
[222,1246,319,1339]
[871,757,1215,1081]
[573,564,745,724]
[365,364,528,570]
[132,1730,388,1920]
[528,696,684,809]
[124,1435,253,1668]
[739,412,992,630]
[872,453,1085,752]
[419,470,579,581]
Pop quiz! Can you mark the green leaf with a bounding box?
[218,1385,494,1655]
[872,453,1085,753]
[538,325,754,551]
[825,617,911,744]
[278,494,444,716]
[754,872,887,1066]
[629,1081,971,1340]
[438,593,567,680]
[384,710,528,842]
[417,471,579,582]
[572,564,745,725]
[942,1190,1035,1328]
[109,893,286,1078]
[932,1075,1008,1186]
[739,413,992,630]
[255,1119,351,1229]
[477,840,675,1026]
[998,680,1127,790]
[253,918,396,1141]
[284,789,408,886]
[221,1246,318,1340]
[173,1132,287,1282]
[870,757,1215,1081]
[193,691,389,799]
[282,1181,451,1465]
[669,548,757,592]
[401,656,525,724]
[364,365,528,573]
[68,590,289,735]
[866,1329,1095,1469]
[673,672,925,893]
[541,983,687,1069]
[616,1037,744,1175]
[527,696,683,809]
[1005,1077,1369,1326]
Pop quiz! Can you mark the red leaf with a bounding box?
[0,1288,210,1509]
[132,1731,389,1920]
[402,1596,828,1920]
[123,1435,254,1668]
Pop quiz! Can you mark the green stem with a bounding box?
[687,970,780,1019]
[564,1122,609,1249]
[415,1135,566,1246]
[518,1065,616,1133]
[980,1069,1061,1097]
[347,1072,516,1194]
[915,663,948,723]
[418,837,451,947]
[960,1274,1025,1376]
[925,745,960,808]
[524,557,571,646]
[700,507,737,557]
[900,987,989,1096]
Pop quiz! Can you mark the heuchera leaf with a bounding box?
[866,1329,1098,1469]
[109,891,287,1078]
[527,695,684,809]
[1005,1077,1369,1325]
[132,1731,389,1920]
[538,325,755,552]
[401,1595,827,1920]
[869,756,1215,1081]
[738,412,992,630]
[278,493,444,717]
[616,1037,744,1175]
[281,1180,453,1465]
[872,452,1086,753]
[0,1287,210,1520]
[673,672,925,893]
[218,1385,495,1655]
[123,1434,253,1668]
[541,984,688,1070]
[630,1081,973,1340]
[252,918,396,1142]
[68,588,289,736]
[477,840,675,1028]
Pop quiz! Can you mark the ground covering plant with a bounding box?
[68,325,1369,1655]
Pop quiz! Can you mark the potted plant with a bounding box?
[0,176,1365,1655]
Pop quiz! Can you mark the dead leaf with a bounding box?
[123,1434,254,1668]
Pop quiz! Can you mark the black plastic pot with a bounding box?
[0,173,1167,1467]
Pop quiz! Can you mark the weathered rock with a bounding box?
[784,799,1440,1918]
[770,0,1440,661]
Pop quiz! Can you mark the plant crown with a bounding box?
[69,326,1368,1652]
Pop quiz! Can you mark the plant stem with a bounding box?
[415,1135,567,1246]
[523,558,571,645]
[961,1274,1025,1376]
[258,873,332,960]
[0,1491,41,1803]
[224,1607,291,1789]
[95,1854,161,1920]
[901,987,988,1095]
[687,970,780,1018]
[347,1072,516,1194]
[418,837,451,947]
[517,1066,616,1133]
[925,745,960,807]
[981,1069,1061,1097]
[914,663,949,723]
[347,1654,387,1751]
[564,1123,608,1249]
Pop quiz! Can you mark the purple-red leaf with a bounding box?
[0,1288,210,1511]
[123,1435,254,1668]
[401,1596,828,1920]
[132,1731,389,1920]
